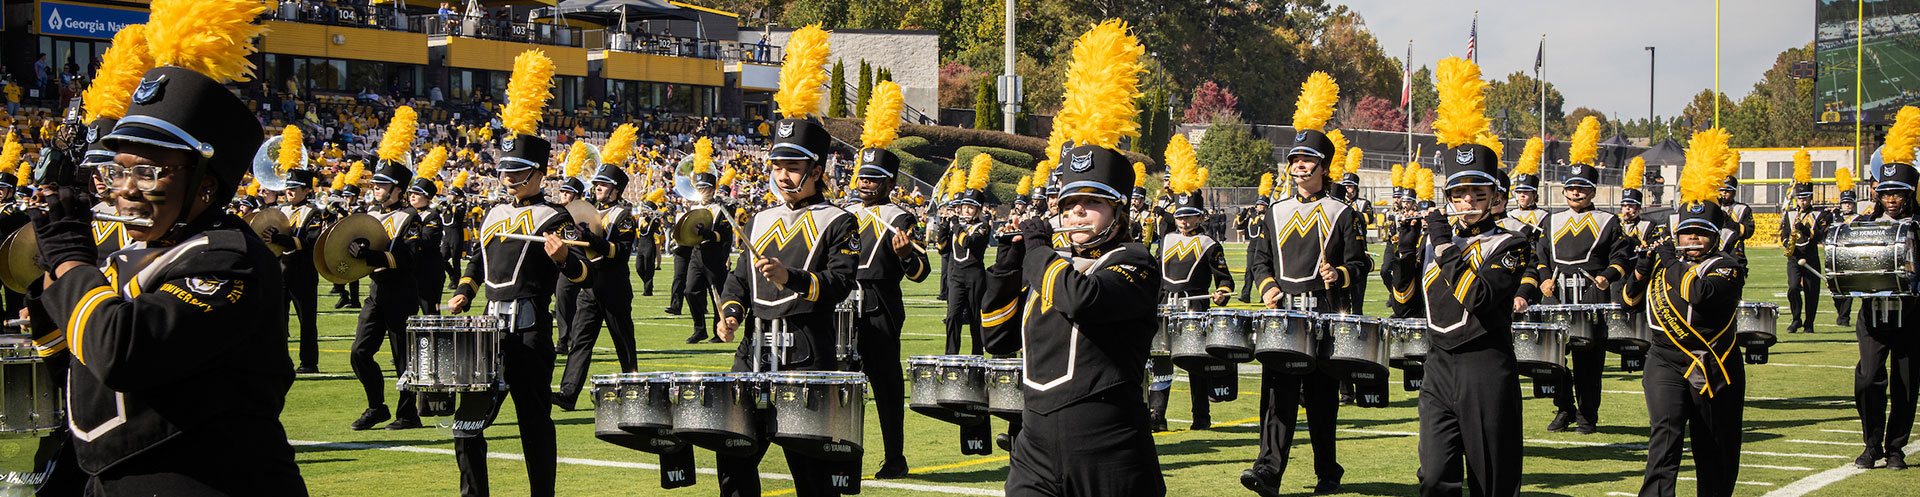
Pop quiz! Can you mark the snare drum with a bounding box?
[986,359,1023,418]
[1390,319,1430,368]
[669,372,763,456]
[934,356,988,410]
[1824,221,1917,296]
[1251,309,1318,374]
[1736,302,1779,348]
[1151,304,1177,357]
[591,373,684,454]
[906,356,986,426]
[766,372,866,461]
[1323,314,1389,383]
[401,315,504,392]
[1205,309,1255,363]
[1597,304,1650,353]
[1529,304,1598,349]
[0,335,61,436]
[1513,322,1570,378]
[1167,311,1212,368]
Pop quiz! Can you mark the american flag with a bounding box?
[1466,15,1478,63]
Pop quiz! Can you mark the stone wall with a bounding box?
[746,28,940,119]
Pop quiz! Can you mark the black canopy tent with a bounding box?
[1635,137,1687,166]
[536,0,701,27]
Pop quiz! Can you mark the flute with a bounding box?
[495,232,591,247]
[94,213,154,227]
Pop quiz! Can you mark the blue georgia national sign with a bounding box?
[39,1,149,40]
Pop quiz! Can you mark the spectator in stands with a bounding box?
[3,77,18,115]
[33,53,48,96]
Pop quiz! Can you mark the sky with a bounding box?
[1341,0,1813,122]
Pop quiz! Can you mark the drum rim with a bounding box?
[1323,313,1382,323]
[765,371,868,384]
[1512,321,1571,331]
[1251,309,1316,317]
[1737,301,1779,309]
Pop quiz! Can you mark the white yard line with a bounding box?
[288,440,1004,496]
[1761,441,1920,497]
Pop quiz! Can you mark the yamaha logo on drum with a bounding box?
[1456,148,1475,165]
[1069,151,1094,172]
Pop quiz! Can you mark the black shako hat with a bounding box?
[1443,144,1505,193]
[285,169,318,189]
[1287,129,1336,161]
[497,132,552,173]
[103,66,264,209]
[769,118,832,163]
[408,177,438,196]
[560,177,586,194]
[1056,144,1133,204]
[1512,172,1540,192]
[81,117,118,167]
[857,147,899,179]
[1564,162,1601,189]
[1675,200,1727,237]
[1877,162,1918,193]
[1172,191,1206,218]
[1621,188,1645,206]
[592,164,629,191]
[370,160,413,186]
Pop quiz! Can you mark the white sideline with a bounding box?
[1761,441,1920,497]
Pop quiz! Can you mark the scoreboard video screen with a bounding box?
[1816,0,1920,126]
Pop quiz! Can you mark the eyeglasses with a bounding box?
[100,163,172,190]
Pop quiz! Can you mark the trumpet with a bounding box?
[94,213,154,227]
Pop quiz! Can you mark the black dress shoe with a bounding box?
[552,395,578,412]
[385,416,423,430]
[1148,410,1168,432]
[708,337,725,344]
[995,433,1014,451]
[1838,317,1852,328]
[1314,478,1343,494]
[685,334,708,344]
[1889,452,1908,470]
[1191,416,1212,431]
[663,307,682,315]
[334,299,350,310]
[350,406,392,431]
[874,458,910,479]
[293,366,319,375]
[1240,469,1281,497]
[1546,410,1576,432]
[1856,448,1884,469]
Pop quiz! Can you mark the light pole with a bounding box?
[1644,46,1656,138]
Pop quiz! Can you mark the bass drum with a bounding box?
[1824,221,1917,296]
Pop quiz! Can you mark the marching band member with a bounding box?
[850,82,931,478]
[554,174,589,352]
[444,50,587,497]
[554,162,642,410]
[1237,174,1273,303]
[347,144,427,431]
[934,156,991,356]
[1383,163,1427,320]
[1336,169,1373,315]
[679,138,733,344]
[1506,162,1550,231]
[976,23,1164,496]
[1537,117,1632,435]
[634,192,664,297]
[1780,150,1828,335]
[409,148,451,315]
[1616,158,1666,370]
[1150,137,1231,432]
[26,1,308,491]
[1715,176,1755,262]
[269,142,328,374]
[1245,72,1367,496]
[1831,169,1859,328]
[714,26,860,492]
[1852,107,1920,471]
[1634,128,1748,496]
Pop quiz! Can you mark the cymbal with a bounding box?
[313,213,390,285]
[672,208,714,247]
[246,208,293,255]
[0,225,37,293]
[564,199,604,236]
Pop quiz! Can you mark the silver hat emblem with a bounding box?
[132,76,165,104]
[501,136,516,152]
[1069,151,1094,172]
[1295,131,1308,142]
[863,149,876,162]
[778,121,795,138]
[1886,164,1898,177]
[1455,147,1475,164]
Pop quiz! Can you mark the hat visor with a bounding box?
[370,174,402,185]
[1445,171,1503,192]
[856,165,894,179]
[1512,185,1537,192]
[1285,147,1325,160]
[1563,179,1596,189]
[1674,219,1720,236]
[103,116,206,155]
[1059,181,1126,203]
[1877,181,1914,192]
[498,156,540,172]
[408,185,434,195]
[769,143,818,161]
[1621,198,1642,205]
[592,175,622,185]
[1174,207,1206,217]
[81,149,117,167]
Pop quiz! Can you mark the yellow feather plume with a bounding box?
[378,106,418,163]
[693,137,714,174]
[944,167,966,196]
[1056,19,1146,150]
[145,0,268,83]
[564,140,590,179]
[1569,116,1601,166]
[1415,166,1435,201]
[1624,157,1645,190]
[1837,165,1855,193]
[861,81,904,149]
[1475,132,1504,159]
[645,188,667,203]
[1133,162,1147,188]
[246,181,259,197]
[1887,107,1920,165]
[1513,137,1544,176]
[1326,130,1349,175]
[1681,128,1734,205]
[1165,135,1198,194]
[603,124,637,165]
[277,125,303,174]
[1433,57,1488,148]
[1197,167,1210,189]
[1259,172,1275,197]
[968,153,992,191]
[1793,148,1812,184]
[329,171,348,191]
[775,25,833,119]
[419,146,448,181]
[453,171,470,189]
[1292,71,1340,132]
[0,132,20,175]
[82,24,153,122]
[719,167,737,186]
[1390,163,1404,190]
[1016,175,1032,196]
[501,50,555,136]
[1344,148,1364,179]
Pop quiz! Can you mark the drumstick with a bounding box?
[495,233,591,246]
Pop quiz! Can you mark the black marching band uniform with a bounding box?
[1615,185,1667,369]
[850,142,932,478]
[979,144,1166,496]
[1633,136,1749,494]
[1415,143,1530,497]
[1149,175,1233,431]
[681,171,734,343]
[634,198,662,296]
[1538,162,1632,434]
[411,178,449,316]
[347,161,426,430]
[28,57,307,493]
[1780,183,1830,336]
[1244,128,1369,495]
[555,178,588,357]
[274,169,326,373]
[934,192,989,355]
[1852,158,1920,471]
[715,118,861,496]
[1715,178,1756,263]
[556,165,643,409]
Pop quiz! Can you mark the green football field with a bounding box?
[280,245,1912,496]
[1819,36,1920,112]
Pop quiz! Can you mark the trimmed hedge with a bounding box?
[954,146,1035,169]
[823,117,1155,168]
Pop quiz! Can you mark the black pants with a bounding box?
[718,315,838,496]
[1006,388,1165,497]
[1835,296,1854,325]
[350,287,418,417]
[1552,346,1605,422]
[667,246,691,310]
[417,269,446,317]
[557,287,639,401]
[716,443,834,497]
[556,278,581,350]
[1146,356,1211,422]
[857,282,908,462]
[1252,365,1343,482]
[82,425,309,497]
[944,271,983,355]
[1640,348,1744,497]
[1856,326,1919,456]
[284,263,319,369]
[1417,334,1521,497]
[454,304,557,497]
[635,247,658,295]
[686,253,725,335]
[1786,260,1821,330]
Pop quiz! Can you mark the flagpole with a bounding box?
[1538,34,1547,152]
[1407,40,1414,162]
[1714,0,1721,127]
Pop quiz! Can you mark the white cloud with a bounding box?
[1340,0,1810,122]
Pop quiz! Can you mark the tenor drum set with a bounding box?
[1824,220,1916,327]
[0,332,62,494]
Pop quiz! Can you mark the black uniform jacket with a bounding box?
[719,193,860,369]
[1538,207,1633,289]
[1634,250,1746,397]
[1248,190,1370,301]
[1159,231,1232,298]
[978,237,1159,415]
[934,218,989,273]
[362,205,422,297]
[583,202,638,294]
[455,195,590,302]
[1617,216,1668,309]
[1422,218,1533,351]
[278,200,326,270]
